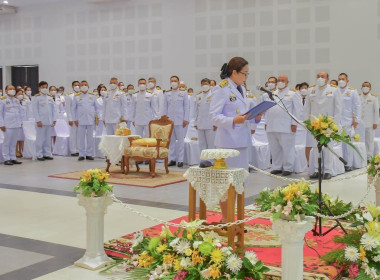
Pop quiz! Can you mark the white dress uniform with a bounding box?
[72,92,100,157]
[0,95,23,161]
[304,84,342,175]
[162,88,189,163]
[125,91,134,130]
[95,96,104,136]
[21,95,34,121]
[54,95,66,120]
[64,92,78,154]
[263,87,301,172]
[151,87,163,118]
[209,78,258,171]
[103,89,128,135]
[245,89,258,165]
[194,90,215,152]
[338,86,361,168]
[361,92,379,159]
[32,93,56,158]
[132,90,158,138]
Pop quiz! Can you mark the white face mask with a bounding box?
[41,88,49,94]
[119,85,125,90]
[17,95,24,100]
[148,82,155,89]
[73,85,80,92]
[210,86,215,90]
[138,84,146,91]
[300,89,308,95]
[201,85,210,92]
[100,90,106,96]
[362,87,370,94]
[171,82,178,89]
[8,90,16,96]
[267,82,275,90]
[338,80,347,88]
[109,84,117,90]
[81,86,88,92]
[316,77,326,87]
[128,89,135,94]
[277,82,286,89]
[50,90,57,95]
[26,90,32,96]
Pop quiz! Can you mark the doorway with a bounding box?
[11,65,39,95]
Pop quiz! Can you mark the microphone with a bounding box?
[256,85,274,101]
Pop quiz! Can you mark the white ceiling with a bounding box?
[2,0,121,8]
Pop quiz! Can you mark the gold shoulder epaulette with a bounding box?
[75,92,81,96]
[164,89,172,93]
[197,91,202,95]
[246,94,254,98]
[1,96,6,100]
[290,88,296,92]
[68,92,73,95]
[219,80,228,88]
[371,93,377,97]
[48,94,53,97]
[349,87,355,90]
[330,84,337,88]
[89,92,95,95]
[309,84,315,88]
[179,87,186,91]
[156,86,161,90]
[147,90,152,93]
[35,93,41,97]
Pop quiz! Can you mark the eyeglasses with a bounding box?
[239,72,250,77]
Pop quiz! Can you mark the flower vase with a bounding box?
[74,194,115,270]
[368,176,380,206]
[272,216,315,280]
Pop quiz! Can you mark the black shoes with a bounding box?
[37,158,45,161]
[270,170,282,175]
[309,172,318,179]
[168,160,176,166]
[78,157,85,161]
[323,173,332,180]
[43,156,53,160]
[345,166,353,172]
[11,160,22,164]
[4,160,13,165]
[282,171,292,176]
[177,162,183,167]
[71,153,79,157]
[86,156,94,160]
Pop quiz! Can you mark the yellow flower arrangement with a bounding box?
[74,168,113,197]
[210,249,224,264]
[209,264,222,279]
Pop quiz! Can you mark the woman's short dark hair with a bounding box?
[221,57,248,79]
[39,81,48,87]
[97,84,106,92]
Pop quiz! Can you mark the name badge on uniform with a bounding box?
[345,92,351,97]
[206,97,212,102]
[229,94,236,101]
[368,100,373,103]
[89,97,93,100]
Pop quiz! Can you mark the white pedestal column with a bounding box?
[272,216,315,280]
[75,194,115,270]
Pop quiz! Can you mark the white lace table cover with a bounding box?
[183,167,249,210]
[98,135,140,165]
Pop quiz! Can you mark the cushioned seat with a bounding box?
[125,146,169,158]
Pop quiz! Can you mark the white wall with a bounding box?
[0,0,379,94]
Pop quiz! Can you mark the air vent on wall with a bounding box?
[0,4,17,14]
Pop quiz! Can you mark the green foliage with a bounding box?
[73,169,113,197]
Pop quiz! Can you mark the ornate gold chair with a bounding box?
[124,115,174,177]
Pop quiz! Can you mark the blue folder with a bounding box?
[243,101,276,120]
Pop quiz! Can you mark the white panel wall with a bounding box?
[0,0,379,94]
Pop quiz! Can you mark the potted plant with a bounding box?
[73,169,115,270]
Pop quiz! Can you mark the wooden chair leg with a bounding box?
[165,158,169,174]
[121,156,125,172]
[125,156,130,175]
[136,161,140,172]
[106,158,111,173]
[151,159,156,177]
[188,183,196,221]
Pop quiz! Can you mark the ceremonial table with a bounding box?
[183,166,249,250]
[98,135,140,172]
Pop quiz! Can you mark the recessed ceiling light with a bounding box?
[3,0,9,4]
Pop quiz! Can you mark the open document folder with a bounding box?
[243,101,276,120]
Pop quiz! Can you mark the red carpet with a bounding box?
[105,211,343,279]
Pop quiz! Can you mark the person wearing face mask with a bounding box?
[330,80,338,87]
[0,85,23,165]
[162,76,189,168]
[148,77,164,118]
[360,81,379,161]
[49,86,59,146]
[298,82,312,165]
[261,76,277,102]
[103,77,128,135]
[15,89,27,158]
[209,57,263,223]
[21,87,34,121]
[125,84,135,130]
[210,80,217,91]
[118,82,125,92]
[263,74,301,176]
[132,78,158,139]
[56,86,66,119]
[64,81,80,156]
[32,81,56,161]
[337,73,361,172]
[304,72,342,179]
[72,80,100,161]
[95,84,107,136]
[194,78,217,158]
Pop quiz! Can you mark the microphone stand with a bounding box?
[261,91,347,237]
